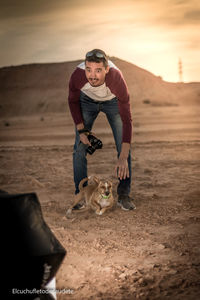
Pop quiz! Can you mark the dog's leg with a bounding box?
[92,200,102,215]
[98,197,116,215]
[99,207,107,215]
[99,205,112,215]
[66,193,83,216]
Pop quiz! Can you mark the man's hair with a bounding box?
[85,49,108,68]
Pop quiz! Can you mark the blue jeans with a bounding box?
[73,92,131,195]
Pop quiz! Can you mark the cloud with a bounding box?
[0,0,71,19]
[184,10,200,22]
[0,0,199,81]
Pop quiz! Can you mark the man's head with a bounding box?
[85,49,109,87]
[85,49,108,68]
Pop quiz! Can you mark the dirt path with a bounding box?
[1,106,200,299]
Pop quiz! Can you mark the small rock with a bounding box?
[153,263,161,268]
[119,273,127,280]
[4,121,10,127]
[138,278,147,286]
[168,269,177,275]
[157,244,166,250]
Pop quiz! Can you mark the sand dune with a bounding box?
[0,58,199,118]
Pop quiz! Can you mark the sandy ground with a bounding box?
[1,103,200,299]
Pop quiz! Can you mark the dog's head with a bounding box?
[93,177,113,198]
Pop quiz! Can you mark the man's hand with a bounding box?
[115,157,129,180]
[115,142,130,180]
[79,133,91,146]
[77,123,91,146]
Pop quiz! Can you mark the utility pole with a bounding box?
[178,58,183,82]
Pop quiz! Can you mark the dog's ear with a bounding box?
[93,176,100,184]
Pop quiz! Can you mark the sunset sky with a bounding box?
[0,0,200,82]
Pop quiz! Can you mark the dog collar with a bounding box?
[101,194,110,199]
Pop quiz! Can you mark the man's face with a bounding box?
[85,61,109,87]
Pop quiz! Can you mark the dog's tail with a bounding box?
[78,177,89,192]
[78,176,100,191]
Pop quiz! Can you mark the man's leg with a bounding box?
[73,93,99,194]
[102,98,135,210]
[73,133,88,195]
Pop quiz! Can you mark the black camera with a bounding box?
[86,134,103,155]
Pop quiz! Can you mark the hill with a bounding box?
[1,58,200,300]
[0,58,199,117]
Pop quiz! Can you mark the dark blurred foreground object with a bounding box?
[0,190,66,299]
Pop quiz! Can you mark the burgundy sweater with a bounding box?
[68,61,132,143]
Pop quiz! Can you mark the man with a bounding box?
[68,49,135,210]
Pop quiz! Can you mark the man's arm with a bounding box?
[115,143,130,179]
[106,68,132,179]
[106,68,132,144]
[68,68,87,125]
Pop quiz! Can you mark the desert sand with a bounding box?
[0,58,200,299]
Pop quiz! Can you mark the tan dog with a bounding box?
[66,176,115,216]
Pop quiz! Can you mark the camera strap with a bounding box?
[78,128,90,135]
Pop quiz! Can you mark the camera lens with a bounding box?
[86,146,95,155]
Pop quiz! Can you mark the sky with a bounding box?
[0,0,200,82]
